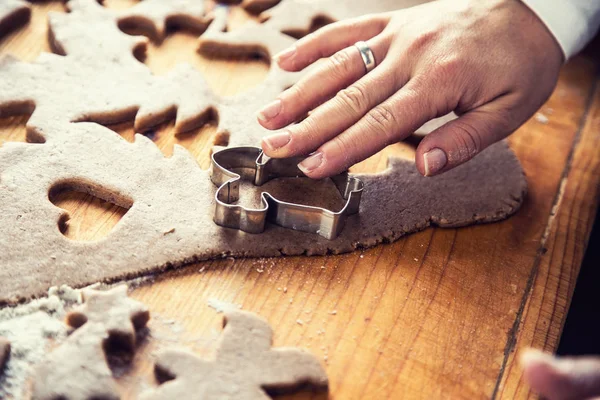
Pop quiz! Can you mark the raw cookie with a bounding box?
[32,285,149,400]
[246,0,432,37]
[49,0,212,67]
[141,310,328,399]
[0,1,31,38]
[218,0,281,15]
[0,337,10,373]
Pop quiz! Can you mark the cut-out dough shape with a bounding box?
[0,0,31,38]
[0,0,526,303]
[49,0,212,66]
[242,0,433,36]
[218,0,281,15]
[32,285,149,400]
[0,337,10,374]
[141,310,328,399]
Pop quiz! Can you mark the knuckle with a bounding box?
[336,85,369,115]
[365,105,399,144]
[285,83,310,107]
[449,120,483,161]
[433,56,462,80]
[289,116,328,154]
[329,136,359,169]
[406,29,438,54]
[329,50,355,78]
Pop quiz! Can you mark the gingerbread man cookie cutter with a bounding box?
[210,146,364,240]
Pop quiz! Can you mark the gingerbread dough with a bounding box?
[0,1,30,38]
[32,285,149,400]
[241,0,432,36]
[49,0,212,65]
[0,337,10,374]
[141,310,328,399]
[0,0,527,303]
[218,0,281,15]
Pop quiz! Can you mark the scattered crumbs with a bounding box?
[283,287,288,293]
[320,265,325,269]
[289,298,293,304]
[49,255,56,260]
[48,284,83,304]
[163,227,175,235]
[329,310,337,315]
[510,283,518,294]
[124,274,155,290]
[277,287,281,291]
[0,285,85,398]
[256,268,264,273]
[296,319,304,326]
[198,266,206,273]
[535,113,549,124]
[360,254,364,259]
[207,298,241,314]
[323,355,328,363]
[413,258,419,262]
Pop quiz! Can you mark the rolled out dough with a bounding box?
[0,0,527,303]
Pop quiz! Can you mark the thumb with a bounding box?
[415,97,518,176]
[521,348,600,400]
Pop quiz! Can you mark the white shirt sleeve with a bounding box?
[521,0,600,60]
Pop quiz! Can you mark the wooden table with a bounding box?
[1,2,599,399]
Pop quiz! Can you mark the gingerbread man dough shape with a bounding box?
[32,285,150,400]
[141,310,328,400]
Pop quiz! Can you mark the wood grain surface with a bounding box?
[1,2,599,399]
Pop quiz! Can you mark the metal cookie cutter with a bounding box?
[210,146,364,240]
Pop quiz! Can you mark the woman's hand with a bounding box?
[257,0,563,179]
[521,349,600,400]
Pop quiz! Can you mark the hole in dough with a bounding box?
[0,2,67,62]
[0,101,45,146]
[49,181,133,242]
[281,14,335,39]
[104,108,220,170]
[106,1,270,96]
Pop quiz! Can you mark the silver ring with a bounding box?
[354,41,376,73]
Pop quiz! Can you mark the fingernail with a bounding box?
[423,148,447,176]
[520,349,556,368]
[257,99,282,123]
[298,152,323,174]
[262,131,291,151]
[274,45,296,63]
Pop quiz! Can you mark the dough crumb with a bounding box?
[0,285,84,398]
[535,113,549,124]
[207,298,241,314]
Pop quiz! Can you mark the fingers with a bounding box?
[258,35,391,131]
[521,348,600,400]
[262,58,401,158]
[296,81,439,179]
[274,14,390,72]
[414,94,519,176]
